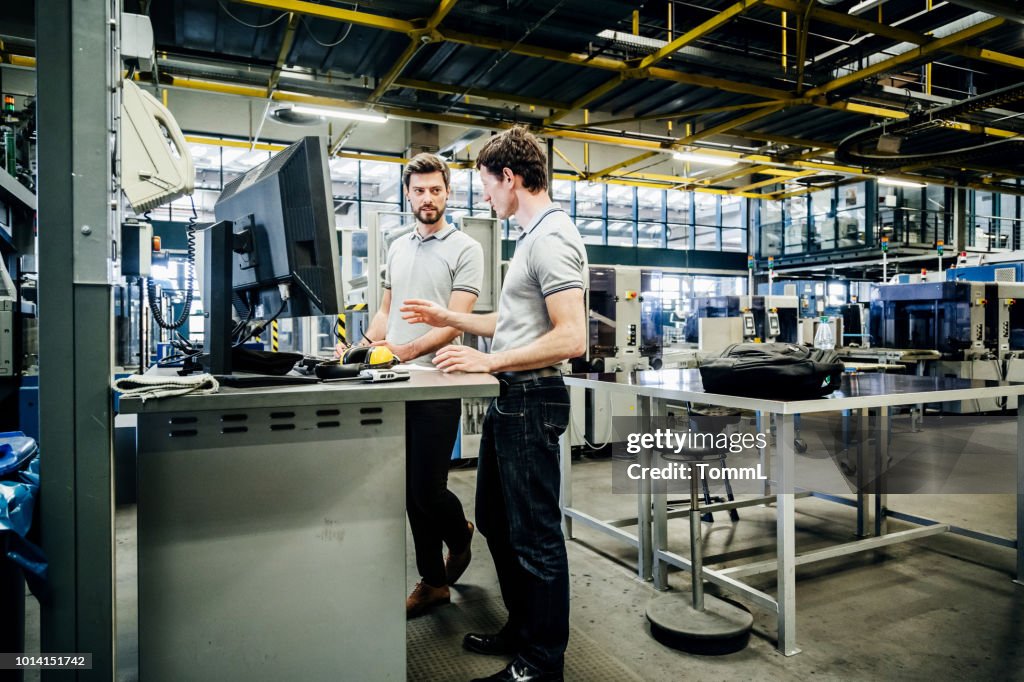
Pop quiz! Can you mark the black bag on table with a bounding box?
[698,343,845,400]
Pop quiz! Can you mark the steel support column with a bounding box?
[37,0,116,678]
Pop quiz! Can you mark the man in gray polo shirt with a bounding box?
[354,152,483,618]
[401,127,586,682]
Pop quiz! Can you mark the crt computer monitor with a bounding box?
[201,136,341,374]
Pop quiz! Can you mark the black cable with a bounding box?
[147,196,197,331]
[234,295,288,347]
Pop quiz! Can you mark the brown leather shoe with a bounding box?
[445,521,475,585]
[406,581,450,619]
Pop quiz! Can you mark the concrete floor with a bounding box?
[19,418,1024,681]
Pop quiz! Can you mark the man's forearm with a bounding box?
[487,326,585,372]
[405,326,462,360]
[364,310,388,343]
[447,311,498,338]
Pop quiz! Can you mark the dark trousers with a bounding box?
[406,398,472,588]
[476,376,571,673]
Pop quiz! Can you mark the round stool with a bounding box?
[646,446,753,655]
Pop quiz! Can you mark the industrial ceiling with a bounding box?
[4,1,1024,196]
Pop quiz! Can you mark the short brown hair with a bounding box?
[475,126,548,193]
[403,152,450,189]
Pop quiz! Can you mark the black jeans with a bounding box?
[406,399,472,588]
[476,376,571,673]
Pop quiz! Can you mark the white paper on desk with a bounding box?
[395,363,438,371]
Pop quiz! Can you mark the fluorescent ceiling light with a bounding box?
[673,152,738,167]
[878,177,926,188]
[291,105,388,123]
[848,0,887,16]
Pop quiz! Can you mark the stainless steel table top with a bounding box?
[118,369,499,414]
[564,369,1024,414]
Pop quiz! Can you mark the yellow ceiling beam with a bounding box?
[698,164,771,186]
[367,1,461,103]
[232,0,416,33]
[638,0,769,69]
[441,28,627,71]
[552,146,585,177]
[268,13,301,94]
[185,135,287,152]
[612,171,699,183]
[545,75,627,125]
[732,129,838,151]
[806,17,1005,97]
[732,170,816,193]
[589,150,662,180]
[761,168,812,177]
[393,77,567,110]
[576,99,791,129]
[673,103,789,147]
[646,66,790,100]
[765,0,1024,72]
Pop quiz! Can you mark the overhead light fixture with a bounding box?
[673,151,738,167]
[847,0,886,16]
[878,177,926,188]
[291,105,388,123]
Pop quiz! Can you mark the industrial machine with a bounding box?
[587,266,662,373]
[869,281,1024,411]
[684,295,798,349]
[0,95,38,435]
[582,267,663,447]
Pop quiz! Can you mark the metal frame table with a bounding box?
[561,370,1024,656]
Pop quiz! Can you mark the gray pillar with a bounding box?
[37,0,116,679]
[405,121,439,158]
[953,187,968,253]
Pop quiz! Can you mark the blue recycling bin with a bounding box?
[0,432,42,667]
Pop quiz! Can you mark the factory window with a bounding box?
[666,190,692,251]
[577,218,605,245]
[607,220,635,247]
[636,187,665,248]
[694,194,719,250]
[606,184,634,221]
[721,228,745,252]
[783,196,808,255]
[552,179,573,206]
[471,172,489,216]
[448,169,472,211]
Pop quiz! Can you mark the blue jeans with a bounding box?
[476,376,571,673]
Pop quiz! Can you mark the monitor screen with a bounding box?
[214,136,342,319]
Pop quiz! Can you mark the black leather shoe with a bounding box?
[470,657,563,682]
[462,632,519,657]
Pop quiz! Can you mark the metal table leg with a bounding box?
[856,408,869,538]
[757,411,771,497]
[638,395,653,582]
[652,398,669,590]
[776,413,800,655]
[559,400,573,539]
[874,407,889,537]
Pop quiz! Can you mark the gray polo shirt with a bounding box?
[491,204,587,355]
[383,222,484,365]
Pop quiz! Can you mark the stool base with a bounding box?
[646,592,753,655]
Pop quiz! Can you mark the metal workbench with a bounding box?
[561,370,1024,656]
[119,370,498,682]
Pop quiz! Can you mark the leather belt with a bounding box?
[494,367,562,384]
